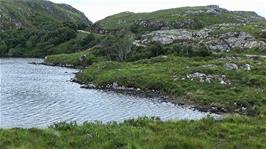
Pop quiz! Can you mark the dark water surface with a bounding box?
[0,58,218,128]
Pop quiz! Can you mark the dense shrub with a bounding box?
[0,22,90,57]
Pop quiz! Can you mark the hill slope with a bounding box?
[45,5,266,115]
[0,0,95,57]
[0,0,91,31]
[93,5,265,33]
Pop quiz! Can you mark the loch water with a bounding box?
[0,58,218,128]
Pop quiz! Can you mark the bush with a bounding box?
[172,44,211,57]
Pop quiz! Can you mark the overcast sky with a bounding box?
[50,0,266,22]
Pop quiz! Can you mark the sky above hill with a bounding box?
[51,0,266,22]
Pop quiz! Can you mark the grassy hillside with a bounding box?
[2,4,266,148]
[0,0,91,31]
[92,5,265,33]
[93,5,265,33]
[75,55,266,115]
[44,5,266,114]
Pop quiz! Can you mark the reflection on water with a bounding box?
[0,58,218,128]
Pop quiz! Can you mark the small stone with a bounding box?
[112,82,118,89]
[241,107,247,111]
[241,64,251,71]
[224,63,238,70]
[200,78,205,83]
[206,78,211,83]
[220,80,226,85]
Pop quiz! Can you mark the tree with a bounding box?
[148,42,164,57]
[0,41,8,56]
[103,31,134,61]
[113,32,134,61]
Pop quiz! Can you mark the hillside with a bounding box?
[0,0,91,31]
[0,0,95,57]
[2,3,266,148]
[93,5,265,33]
[45,5,266,115]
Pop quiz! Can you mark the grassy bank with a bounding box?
[1,116,266,149]
[75,55,266,114]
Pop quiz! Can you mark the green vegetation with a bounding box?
[0,0,90,30]
[94,6,265,33]
[45,49,104,67]
[1,116,266,149]
[75,55,266,114]
[0,0,92,57]
[2,1,266,148]
[0,27,102,57]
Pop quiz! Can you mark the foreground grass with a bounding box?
[76,55,266,114]
[1,116,266,149]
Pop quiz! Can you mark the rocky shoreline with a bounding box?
[41,53,263,116]
[71,78,228,114]
[35,62,84,69]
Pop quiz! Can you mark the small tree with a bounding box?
[103,31,134,61]
[114,32,134,61]
[0,41,8,56]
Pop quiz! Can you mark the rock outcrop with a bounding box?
[133,25,266,52]
[95,5,265,33]
[221,32,265,49]
[184,72,231,85]
[224,63,239,70]
[140,29,193,45]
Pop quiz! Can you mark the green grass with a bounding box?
[1,116,266,149]
[95,6,264,32]
[45,51,87,66]
[76,55,266,114]
[0,0,90,30]
[48,32,94,55]
[44,47,106,67]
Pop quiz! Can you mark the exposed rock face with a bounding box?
[133,26,266,51]
[206,5,228,16]
[194,29,211,39]
[141,29,193,45]
[135,20,166,30]
[207,40,230,52]
[221,32,265,49]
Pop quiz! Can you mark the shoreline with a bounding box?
[40,61,228,115]
[71,78,227,115]
[41,61,260,116]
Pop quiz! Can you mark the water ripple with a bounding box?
[0,58,220,128]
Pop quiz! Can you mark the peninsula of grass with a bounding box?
[75,55,266,114]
